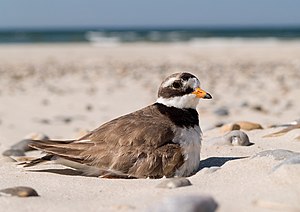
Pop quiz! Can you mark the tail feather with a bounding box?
[24,139,94,167]
[22,154,54,167]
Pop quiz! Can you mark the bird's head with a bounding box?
[156,72,212,109]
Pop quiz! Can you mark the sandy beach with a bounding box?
[0,42,300,211]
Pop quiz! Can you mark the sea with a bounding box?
[0,26,300,45]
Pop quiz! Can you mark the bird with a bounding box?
[24,72,212,179]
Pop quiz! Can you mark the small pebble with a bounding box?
[2,133,49,156]
[214,107,229,116]
[0,186,39,197]
[224,130,252,146]
[38,118,51,125]
[55,116,73,124]
[253,149,300,161]
[251,105,266,113]
[147,194,218,212]
[156,178,192,189]
[214,122,224,128]
[86,104,93,111]
[10,140,34,152]
[207,130,251,146]
[2,149,25,157]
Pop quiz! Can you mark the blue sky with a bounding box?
[1,0,300,29]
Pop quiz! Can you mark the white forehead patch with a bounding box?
[162,76,200,89]
[161,77,177,88]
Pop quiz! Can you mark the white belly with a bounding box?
[174,126,202,177]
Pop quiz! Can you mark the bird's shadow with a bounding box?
[198,156,247,171]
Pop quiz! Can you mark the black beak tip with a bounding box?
[204,93,212,99]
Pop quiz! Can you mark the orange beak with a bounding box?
[192,88,212,99]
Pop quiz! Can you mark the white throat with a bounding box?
[156,94,199,109]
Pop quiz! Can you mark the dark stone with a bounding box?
[156,178,192,189]
[86,104,93,111]
[214,122,224,128]
[148,194,218,212]
[0,186,39,197]
[252,105,264,112]
[62,117,72,124]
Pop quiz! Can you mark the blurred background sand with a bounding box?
[0,42,299,141]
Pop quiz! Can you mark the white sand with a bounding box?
[0,42,300,211]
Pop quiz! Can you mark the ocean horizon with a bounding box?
[1,26,300,44]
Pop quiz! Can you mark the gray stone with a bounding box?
[207,130,251,146]
[2,149,25,157]
[10,139,35,152]
[148,194,218,212]
[156,178,192,189]
[2,133,49,156]
[253,149,300,161]
[0,186,39,197]
[213,107,229,116]
[224,130,251,146]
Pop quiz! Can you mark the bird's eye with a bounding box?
[172,81,182,89]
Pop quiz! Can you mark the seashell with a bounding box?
[220,123,241,133]
[235,121,263,131]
